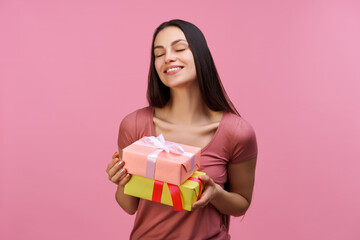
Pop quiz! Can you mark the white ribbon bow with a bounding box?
[142,134,185,154]
[134,134,194,180]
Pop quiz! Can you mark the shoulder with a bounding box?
[120,106,152,129]
[223,112,256,142]
[222,112,258,163]
[118,106,153,149]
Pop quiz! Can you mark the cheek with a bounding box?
[187,58,196,76]
[184,53,196,72]
[154,60,162,75]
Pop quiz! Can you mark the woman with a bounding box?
[106,19,258,240]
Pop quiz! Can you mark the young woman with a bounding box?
[106,19,258,240]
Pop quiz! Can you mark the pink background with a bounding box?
[1,0,359,239]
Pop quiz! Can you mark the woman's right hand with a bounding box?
[106,152,131,188]
[106,152,138,214]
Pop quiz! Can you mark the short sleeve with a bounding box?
[230,118,258,164]
[117,111,138,150]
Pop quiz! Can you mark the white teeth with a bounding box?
[166,67,181,73]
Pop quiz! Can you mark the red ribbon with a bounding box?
[152,180,163,203]
[167,184,183,211]
[151,176,203,211]
[188,177,202,201]
[152,181,183,211]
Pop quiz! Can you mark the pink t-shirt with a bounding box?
[118,106,258,240]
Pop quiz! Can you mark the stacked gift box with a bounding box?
[123,135,204,211]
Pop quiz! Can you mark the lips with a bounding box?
[164,66,184,74]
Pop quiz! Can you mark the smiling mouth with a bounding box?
[164,66,183,73]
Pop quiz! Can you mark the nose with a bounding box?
[164,51,176,64]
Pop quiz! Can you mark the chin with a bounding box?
[164,79,196,89]
[161,74,197,87]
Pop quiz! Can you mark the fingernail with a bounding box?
[117,160,123,166]
[120,168,125,174]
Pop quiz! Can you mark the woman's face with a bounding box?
[153,26,197,89]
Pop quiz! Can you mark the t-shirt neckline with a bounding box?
[148,106,227,152]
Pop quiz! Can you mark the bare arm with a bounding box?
[192,157,257,216]
[106,150,139,215]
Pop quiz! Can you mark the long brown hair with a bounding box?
[147,19,239,116]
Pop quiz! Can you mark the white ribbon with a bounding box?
[134,134,195,180]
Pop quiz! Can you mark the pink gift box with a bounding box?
[122,135,201,185]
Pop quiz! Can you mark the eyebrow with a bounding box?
[154,39,187,49]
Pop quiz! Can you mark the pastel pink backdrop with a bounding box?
[1,0,359,239]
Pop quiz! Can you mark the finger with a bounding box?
[192,189,211,210]
[110,168,127,183]
[192,201,207,211]
[198,175,211,184]
[112,152,119,160]
[107,152,120,171]
[192,197,209,210]
[108,160,125,177]
[106,156,122,173]
[118,173,132,187]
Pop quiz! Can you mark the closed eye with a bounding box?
[155,54,164,58]
[176,49,185,52]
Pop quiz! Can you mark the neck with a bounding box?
[161,82,212,125]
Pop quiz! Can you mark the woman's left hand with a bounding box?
[191,175,220,211]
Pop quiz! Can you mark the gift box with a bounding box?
[122,135,201,185]
[124,171,205,211]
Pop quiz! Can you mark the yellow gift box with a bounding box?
[124,171,205,211]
